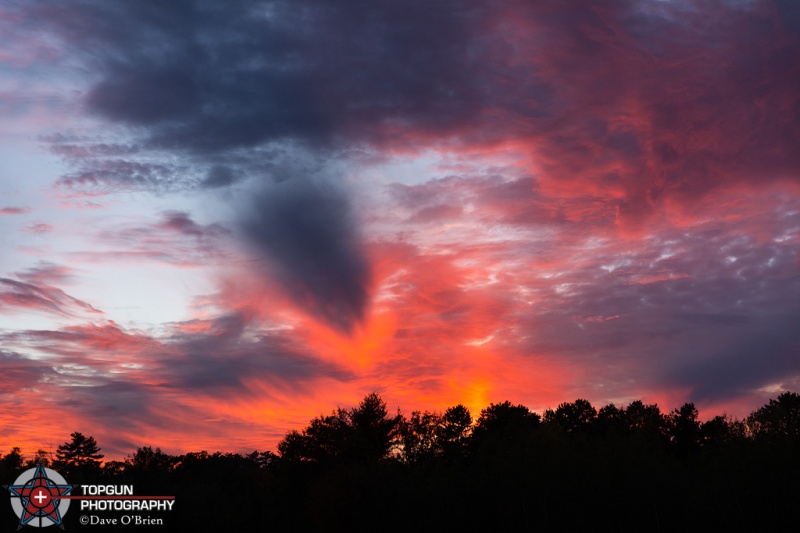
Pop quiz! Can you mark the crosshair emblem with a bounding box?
[5,466,74,529]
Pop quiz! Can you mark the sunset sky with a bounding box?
[1,0,799,459]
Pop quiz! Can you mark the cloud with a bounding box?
[71,211,230,267]
[0,266,103,318]
[667,309,800,402]
[348,177,800,412]
[16,262,76,285]
[201,165,240,189]
[3,0,799,451]
[239,179,371,334]
[22,222,53,234]
[57,1,493,152]
[54,159,191,195]
[25,1,491,199]
[26,0,795,225]
[157,211,228,239]
[166,312,354,391]
[0,350,57,395]
[0,310,354,456]
[0,207,31,215]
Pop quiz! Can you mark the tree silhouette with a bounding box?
[699,414,741,447]
[124,446,178,489]
[1,447,24,474]
[747,391,800,440]
[400,404,472,464]
[1,391,798,530]
[668,402,700,454]
[278,392,401,464]
[349,392,401,462]
[278,409,349,462]
[54,432,104,479]
[553,398,597,433]
[596,403,626,434]
[126,446,176,471]
[471,401,540,457]
[474,401,540,435]
[623,400,667,441]
[440,404,472,458]
[24,449,52,468]
[400,410,443,464]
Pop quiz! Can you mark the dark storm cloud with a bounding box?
[30,0,797,219]
[43,0,492,153]
[240,179,371,334]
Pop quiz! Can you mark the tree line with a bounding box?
[2,391,799,530]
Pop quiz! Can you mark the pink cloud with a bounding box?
[0,206,31,215]
[22,222,54,234]
[0,271,103,318]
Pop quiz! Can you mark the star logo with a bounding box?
[5,466,73,529]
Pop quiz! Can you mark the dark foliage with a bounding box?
[277,392,402,465]
[53,431,104,482]
[3,391,799,530]
[747,391,800,440]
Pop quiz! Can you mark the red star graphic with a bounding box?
[7,466,73,527]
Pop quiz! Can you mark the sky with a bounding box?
[1,0,799,459]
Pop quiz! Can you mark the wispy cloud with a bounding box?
[0,264,103,318]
